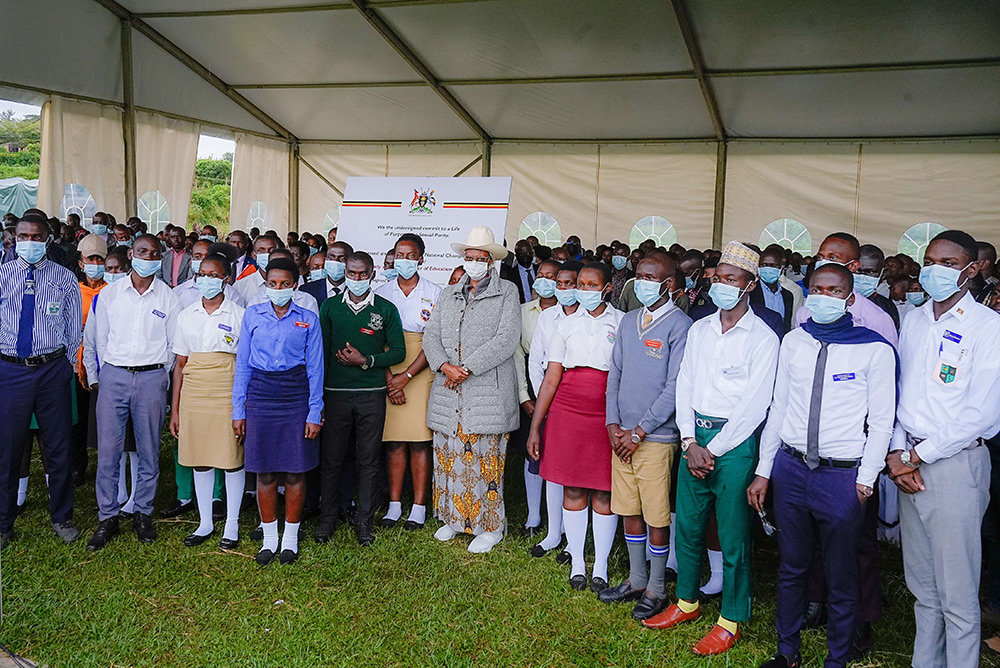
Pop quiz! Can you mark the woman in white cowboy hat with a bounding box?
[422,226,521,553]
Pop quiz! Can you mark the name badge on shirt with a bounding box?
[722,365,747,380]
[294,321,309,329]
[46,301,61,315]
[218,324,232,332]
[152,309,166,319]
[832,372,856,381]
[943,330,962,344]
[644,338,663,359]
[360,327,374,335]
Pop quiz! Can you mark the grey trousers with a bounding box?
[95,365,170,521]
[899,446,990,668]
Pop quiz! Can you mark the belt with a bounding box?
[0,347,66,367]
[117,363,164,373]
[780,443,860,469]
[694,414,728,430]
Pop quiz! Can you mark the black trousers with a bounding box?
[320,390,386,526]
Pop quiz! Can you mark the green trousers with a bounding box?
[675,413,756,622]
[174,447,225,502]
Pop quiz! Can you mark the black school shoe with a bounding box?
[160,499,194,518]
[278,548,299,565]
[255,548,276,565]
[569,575,588,591]
[598,582,645,604]
[758,652,801,668]
[631,593,670,621]
[133,512,157,544]
[183,529,216,547]
[86,517,120,551]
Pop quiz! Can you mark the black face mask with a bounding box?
[516,254,533,268]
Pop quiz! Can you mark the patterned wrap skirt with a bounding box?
[244,366,318,474]
[383,331,434,442]
[433,424,508,535]
[178,352,243,469]
[539,367,612,491]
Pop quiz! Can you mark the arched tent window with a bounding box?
[247,200,267,229]
[61,183,96,227]
[518,212,561,246]
[138,190,170,233]
[629,215,676,249]
[323,206,340,234]
[899,222,947,262]
[760,218,812,254]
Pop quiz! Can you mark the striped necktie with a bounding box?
[16,265,35,358]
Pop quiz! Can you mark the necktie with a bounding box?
[16,265,35,358]
[642,312,653,328]
[805,341,829,470]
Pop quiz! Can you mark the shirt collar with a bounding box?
[192,294,236,316]
[923,290,975,323]
[343,288,375,313]
[643,297,675,323]
[16,256,48,271]
[709,305,755,334]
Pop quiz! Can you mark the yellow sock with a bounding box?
[717,615,738,635]
[677,598,700,614]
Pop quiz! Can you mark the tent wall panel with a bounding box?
[299,145,389,192]
[722,143,860,252]
[857,141,1000,250]
[386,144,484,178]
[230,133,289,236]
[135,111,199,231]
[298,165,343,234]
[38,96,126,220]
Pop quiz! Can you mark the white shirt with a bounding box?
[173,295,245,357]
[234,270,265,304]
[676,308,779,456]
[760,282,785,319]
[245,285,319,314]
[547,306,624,372]
[891,291,1000,464]
[173,279,245,310]
[528,304,574,395]
[327,279,342,299]
[94,275,181,368]
[758,327,896,486]
[894,299,915,323]
[375,275,442,333]
[343,287,375,314]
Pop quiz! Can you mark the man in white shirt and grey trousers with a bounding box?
[886,230,1000,668]
[86,234,181,551]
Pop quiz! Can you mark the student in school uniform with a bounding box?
[232,258,323,565]
[169,251,246,550]
[528,262,624,592]
[374,234,442,531]
[173,241,245,310]
[301,241,354,308]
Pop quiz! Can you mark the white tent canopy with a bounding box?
[3,0,999,250]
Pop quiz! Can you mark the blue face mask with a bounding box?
[131,257,161,278]
[83,263,105,280]
[308,246,318,257]
[254,253,269,271]
[533,276,557,298]
[200,235,216,243]
[905,291,927,307]
[685,275,697,291]
[92,224,108,236]
[190,259,202,275]
[266,287,294,306]
[806,293,848,324]
[555,288,578,306]
[195,276,224,299]
[117,238,132,248]
[345,278,371,296]
[919,263,973,302]
[758,266,782,285]
[853,273,880,298]
[309,268,325,283]
[16,240,46,264]
[576,288,606,312]
[395,258,419,280]
[634,279,666,308]
[105,271,126,284]
[325,260,345,281]
[814,258,844,270]
[382,268,398,282]
[611,255,627,270]
[708,282,746,311]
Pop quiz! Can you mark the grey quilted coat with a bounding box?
[423,270,521,436]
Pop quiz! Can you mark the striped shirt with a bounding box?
[0,257,82,361]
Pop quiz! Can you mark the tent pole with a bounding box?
[289,142,300,233]
[121,19,137,218]
[481,141,492,176]
[712,141,727,248]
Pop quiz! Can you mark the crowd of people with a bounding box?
[2,206,1000,668]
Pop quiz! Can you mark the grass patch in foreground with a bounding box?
[2,434,997,667]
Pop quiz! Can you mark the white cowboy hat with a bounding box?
[450,225,507,259]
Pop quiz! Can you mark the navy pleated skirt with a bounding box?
[244,366,318,474]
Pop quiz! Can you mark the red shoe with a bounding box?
[641,603,700,629]
[692,625,740,655]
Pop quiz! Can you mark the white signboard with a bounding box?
[337,176,512,285]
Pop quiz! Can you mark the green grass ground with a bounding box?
[3,436,998,668]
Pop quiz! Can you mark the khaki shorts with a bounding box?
[611,439,676,527]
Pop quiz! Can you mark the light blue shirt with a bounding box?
[232,300,324,424]
[760,283,785,319]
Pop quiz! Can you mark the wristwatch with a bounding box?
[681,437,697,453]
[361,355,373,371]
[405,371,414,379]
[630,432,641,444]
[900,449,919,469]
[858,484,874,498]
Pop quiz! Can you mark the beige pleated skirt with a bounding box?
[178,352,244,469]
[383,331,434,442]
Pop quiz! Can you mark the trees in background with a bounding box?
[0,110,41,180]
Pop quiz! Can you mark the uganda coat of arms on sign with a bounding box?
[409,188,436,214]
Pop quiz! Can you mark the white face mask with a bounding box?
[463,259,490,280]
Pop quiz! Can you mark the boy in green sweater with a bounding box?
[317,251,405,546]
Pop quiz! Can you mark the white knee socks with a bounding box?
[563,507,589,578]
[192,470,215,536]
[523,460,543,528]
[591,511,618,583]
[16,477,27,506]
[223,469,244,542]
[700,549,724,596]
[538,481,565,550]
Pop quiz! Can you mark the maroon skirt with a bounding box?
[540,367,612,491]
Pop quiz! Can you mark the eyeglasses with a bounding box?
[758,509,778,536]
